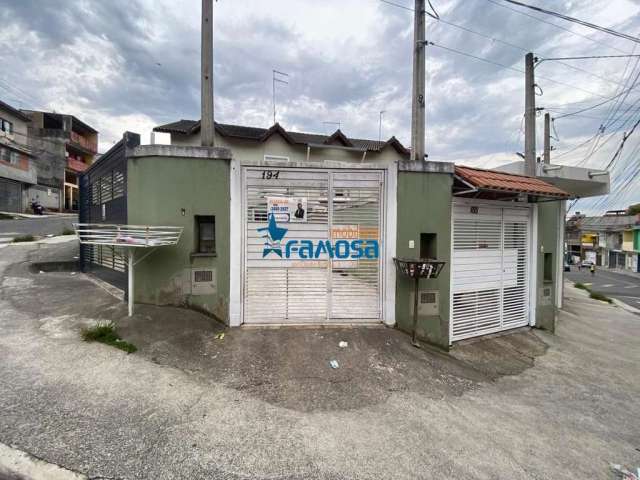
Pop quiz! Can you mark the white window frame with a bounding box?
[263,155,289,162]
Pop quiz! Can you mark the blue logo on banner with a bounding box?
[258,214,289,257]
[258,215,379,260]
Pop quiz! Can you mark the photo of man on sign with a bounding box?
[294,201,305,220]
[267,196,308,223]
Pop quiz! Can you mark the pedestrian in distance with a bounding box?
[590,263,596,276]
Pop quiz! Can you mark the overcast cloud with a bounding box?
[1,0,639,214]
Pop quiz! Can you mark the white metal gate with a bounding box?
[451,202,531,341]
[243,167,383,324]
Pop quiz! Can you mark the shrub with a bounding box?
[61,227,75,235]
[589,291,613,304]
[574,282,590,291]
[13,234,35,243]
[81,321,137,354]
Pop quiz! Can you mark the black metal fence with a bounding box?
[79,132,139,292]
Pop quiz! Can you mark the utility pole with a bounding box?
[201,0,215,147]
[378,110,385,143]
[524,52,536,176]
[410,0,426,162]
[543,112,551,164]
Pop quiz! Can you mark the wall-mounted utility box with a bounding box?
[410,290,439,316]
[191,268,217,295]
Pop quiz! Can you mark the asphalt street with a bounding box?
[566,266,640,309]
[0,215,77,242]
[0,241,639,479]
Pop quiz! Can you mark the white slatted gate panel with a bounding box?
[243,168,383,324]
[451,203,531,341]
[331,172,382,320]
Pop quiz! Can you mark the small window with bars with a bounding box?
[195,216,215,254]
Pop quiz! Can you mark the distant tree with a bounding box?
[628,203,640,215]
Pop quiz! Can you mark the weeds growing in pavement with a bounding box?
[81,321,137,354]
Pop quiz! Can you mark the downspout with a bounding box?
[361,151,367,163]
[306,145,310,162]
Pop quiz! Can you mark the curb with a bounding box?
[612,298,640,315]
[0,442,87,480]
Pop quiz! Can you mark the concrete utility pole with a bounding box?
[543,112,551,164]
[524,52,536,176]
[201,0,215,147]
[378,110,385,143]
[410,0,426,162]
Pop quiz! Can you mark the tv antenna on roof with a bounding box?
[272,69,289,124]
[323,121,341,134]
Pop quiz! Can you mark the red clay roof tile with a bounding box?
[455,165,569,198]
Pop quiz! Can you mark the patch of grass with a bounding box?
[13,234,35,243]
[0,213,16,220]
[61,227,75,235]
[589,291,613,304]
[81,321,137,354]
[574,282,590,291]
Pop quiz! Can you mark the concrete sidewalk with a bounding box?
[0,243,639,479]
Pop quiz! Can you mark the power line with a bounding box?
[380,0,638,91]
[553,73,640,119]
[427,41,613,99]
[496,0,640,45]
[539,54,640,62]
[485,0,629,55]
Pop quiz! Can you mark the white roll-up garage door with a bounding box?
[243,167,383,324]
[451,201,531,341]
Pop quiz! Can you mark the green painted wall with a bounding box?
[127,155,230,322]
[395,172,452,349]
[536,201,561,332]
[635,229,640,251]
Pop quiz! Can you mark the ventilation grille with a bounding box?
[194,270,213,283]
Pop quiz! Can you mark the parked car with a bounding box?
[564,263,571,272]
[581,260,594,268]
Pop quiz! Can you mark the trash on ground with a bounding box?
[329,360,339,369]
[70,272,77,275]
[215,332,225,340]
[39,270,44,274]
[338,341,348,348]
[46,234,54,237]
[610,463,639,480]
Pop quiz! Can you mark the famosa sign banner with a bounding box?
[258,215,379,260]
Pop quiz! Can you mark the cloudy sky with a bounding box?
[1,0,639,214]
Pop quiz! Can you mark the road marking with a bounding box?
[601,284,615,288]
[625,285,638,289]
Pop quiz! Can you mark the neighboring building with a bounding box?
[0,100,37,213]
[78,121,607,348]
[22,110,98,211]
[565,210,640,272]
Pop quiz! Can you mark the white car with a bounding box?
[581,260,594,268]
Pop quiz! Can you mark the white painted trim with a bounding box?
[449,197,455,346]
[264,154,290,163]
[556,200,566,309]
[228,157,242,326]
[383,162,397,326]
[529,203,539,327]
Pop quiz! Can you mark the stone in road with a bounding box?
[566,266,640,308]
[0,215,77,241]
[0,242,639,479]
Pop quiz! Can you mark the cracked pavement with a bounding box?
[0,241,639,479]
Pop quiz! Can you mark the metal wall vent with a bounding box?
[410,290,439,316]
[191,269,216,295]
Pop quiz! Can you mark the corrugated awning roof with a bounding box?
[455,165,570,198]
